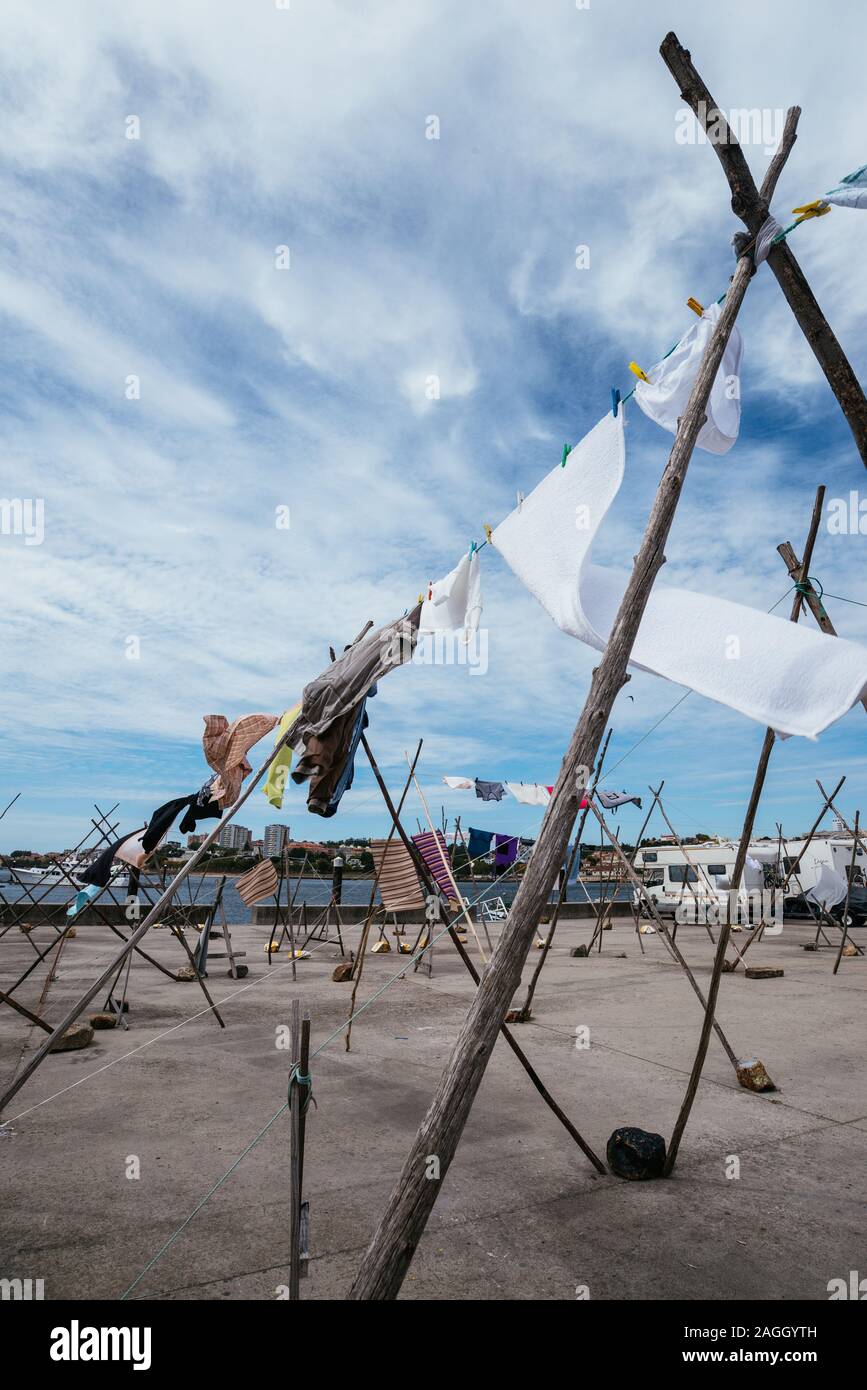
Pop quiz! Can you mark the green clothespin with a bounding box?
[561,442,570,467]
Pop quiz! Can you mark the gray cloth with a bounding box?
[753,214,783,266]
[290,606,421,784]
[475,779,506,802]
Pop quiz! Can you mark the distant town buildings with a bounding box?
[263,823,291,857]
[217,823,252,851]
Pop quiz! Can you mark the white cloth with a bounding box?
[634,302,743,455]
[806,863,849,909]
[505,782,551,806]
[824,164,867,209]
[442,775,474,790]
[743,856,764,891]
[420,551,482,641]
[491,410,867,738]
[115,830,155,869]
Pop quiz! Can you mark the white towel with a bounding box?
[420,551,482,641]
[442,775,474,790]
[505,782,551,805]
[634,302,743,455]
[492,409,867,739]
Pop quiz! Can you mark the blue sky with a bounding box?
[1,0,865,853]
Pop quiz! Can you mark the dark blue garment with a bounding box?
[468,827,494,860]
[321,685,377,818]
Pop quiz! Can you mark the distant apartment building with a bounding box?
[217,823,252,851]
[263,823,291,857]
[187,834,207,849]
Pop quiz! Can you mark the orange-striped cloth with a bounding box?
[370,838,425,911]
[202,713,279,808]
[234,858,279,907]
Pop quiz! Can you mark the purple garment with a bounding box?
[494,834,519,869]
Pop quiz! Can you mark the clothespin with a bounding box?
[686,297,704,317]
[427,580,433,601]
[792,198,831,222]
[418,592,425,605]
[628,361,650,383]
[516,490,524,512]
[468,539,477,558]
[560,442,570,467]
[483,523,492,544]
[611,387,620,418]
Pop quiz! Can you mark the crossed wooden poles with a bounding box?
[348,32,867,1297]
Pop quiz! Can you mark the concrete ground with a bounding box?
[0,911,864,1301]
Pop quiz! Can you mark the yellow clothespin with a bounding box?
[629,362,650,383]
[686,297,704,317]
[791,199,831,223]
[417,592,425,605]
[483,522,492,544]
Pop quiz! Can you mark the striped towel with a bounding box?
[234,858,279,907]
[412,830,459,902]
[370,838,425,911]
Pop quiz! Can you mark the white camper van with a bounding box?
[633,824,865,922]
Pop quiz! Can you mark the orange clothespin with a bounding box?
[686,297,704,317]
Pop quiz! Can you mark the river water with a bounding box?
[0,873,631,923]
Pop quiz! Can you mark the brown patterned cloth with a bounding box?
[234,858,279,907]
[370,838,425,911]
[289,607,422,816]
[202,713,279,808]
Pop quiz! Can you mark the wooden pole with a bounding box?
[776,540,867,715]
[717,487,826,972]
[514,730,614,1019]
[349,231,762,1297]
[345,742,422,1051]
[662,549,835,1178]
[361,732,605,1174]
[724,776,845,970]
[587,801,744,1073]
[833,811,860,975]
[660,34,867,469]
[288,1000,303,1300]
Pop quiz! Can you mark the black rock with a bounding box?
[571,945,589,957]
[607,1126,666,1180]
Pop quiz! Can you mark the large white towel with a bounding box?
[420,551,482,641]
[492,410,867,739]
[634,302,743,455]
[505,782,551,806]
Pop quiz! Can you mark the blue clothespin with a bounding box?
[468,540,477,558]
[611,387,620,418]
[560,442,570,467]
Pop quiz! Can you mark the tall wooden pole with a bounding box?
[349,229,764,1297]
[660,34,867,470]
[663,494,827,1169]
[715,488,825,973]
